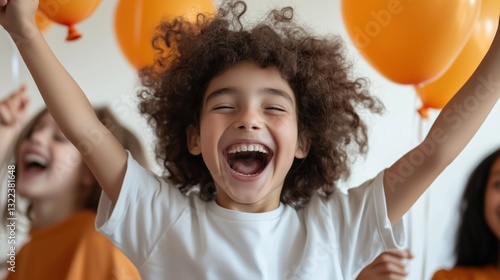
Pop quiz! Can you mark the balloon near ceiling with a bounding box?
[114,0,216,70]
[342,0,499,117]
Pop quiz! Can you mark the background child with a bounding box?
[0,88,146,279]
[0,0,499,279]
[432,148,500,279]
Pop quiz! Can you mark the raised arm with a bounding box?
[0,0,127,203]
[384,19,500,225]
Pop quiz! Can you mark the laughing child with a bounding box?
[1,1,498,279]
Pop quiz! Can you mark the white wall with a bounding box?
[1,1,499,279]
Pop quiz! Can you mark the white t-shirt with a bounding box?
[96,153,405,280]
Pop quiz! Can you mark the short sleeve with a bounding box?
[95,151,189,268]
[330,170,406,277]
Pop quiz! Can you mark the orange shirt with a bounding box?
[432,266,500,280]
[5,210,140,280]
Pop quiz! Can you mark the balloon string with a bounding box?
[406,90,419,274]
[10,40,19,85]
[413,89,430,278]
[415,91,426,143]
[419,97,433,278]
[418,115,424,142]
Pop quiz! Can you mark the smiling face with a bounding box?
[188,61,308,212]
[484,157,500,240]
[16,112,89,205]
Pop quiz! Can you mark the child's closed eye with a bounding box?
[488,176,500,189]
[265,105,287,114]
[54,132,69,142]
[212,104,235,111]
[493,181,500,189]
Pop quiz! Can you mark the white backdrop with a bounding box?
[1,1,499,279]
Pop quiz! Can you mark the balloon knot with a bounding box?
[417,107,429,119]
[66,25,82,41]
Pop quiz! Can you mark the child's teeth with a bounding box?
[228,144,269,154]
[25,154,47,165]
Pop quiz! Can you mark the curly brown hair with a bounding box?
[139,0,383,208]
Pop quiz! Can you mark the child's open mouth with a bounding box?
[24,153,49,173]
[224,143,273,177]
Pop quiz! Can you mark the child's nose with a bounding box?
[30,129,50,145]
[235,108,262,131]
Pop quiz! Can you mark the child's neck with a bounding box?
[30,199,80,229]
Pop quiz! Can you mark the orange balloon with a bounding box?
[342,0,481,85]
[114,0,216,70]
[414,0,500,118]
[35,9,52,33]
[38,0,102,41]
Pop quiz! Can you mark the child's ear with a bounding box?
[295,134,310,159]
[187,125,201,155]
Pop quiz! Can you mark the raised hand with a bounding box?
[0,84,30,155]
[0,0,39,42]
[356,249,413,280]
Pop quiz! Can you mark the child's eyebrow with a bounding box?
[205,87,294,104]
[205,87,235,104]
[262,88,294,104]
